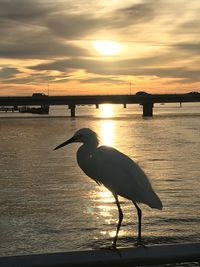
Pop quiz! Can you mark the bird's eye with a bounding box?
[76,133,82,139]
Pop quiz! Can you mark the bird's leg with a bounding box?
[111,194,123,249]
[133,202,145,247]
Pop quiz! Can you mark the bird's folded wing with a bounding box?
[92,146,155,202]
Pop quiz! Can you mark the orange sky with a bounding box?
[0,0,200,96]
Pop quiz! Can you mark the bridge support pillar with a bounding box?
[68,104,76,117]
[96,104,99,109]
[142,102,154,117]
[123,103,127,108]
[13,105,18,111]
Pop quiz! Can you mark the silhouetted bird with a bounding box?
[54,128,163,248]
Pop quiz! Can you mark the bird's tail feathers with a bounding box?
[148,192,163,210]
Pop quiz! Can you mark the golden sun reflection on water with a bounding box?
[97,188,114,222]
[100,229,126,238]
[99,104,113,118]
[95,108,129,240]
[100,120,114,146]
[98,190,113,202]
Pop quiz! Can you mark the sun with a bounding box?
[93,40,122,56]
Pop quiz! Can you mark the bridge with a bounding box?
[0,93,200,117]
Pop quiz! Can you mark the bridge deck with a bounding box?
[0,93,200,106]
[0,94,199,117]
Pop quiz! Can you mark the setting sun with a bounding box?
[93,40,122,56]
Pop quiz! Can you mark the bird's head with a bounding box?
[54,128,99,150]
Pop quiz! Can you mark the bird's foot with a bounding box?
[100,243,116,250]
[100,244,122,257]
[134,241,147,248]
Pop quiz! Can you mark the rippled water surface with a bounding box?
[0,104,200,266]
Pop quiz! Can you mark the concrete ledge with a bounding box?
[0,242,200,267]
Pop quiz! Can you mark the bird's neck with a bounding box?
[79,143,97,154]
[77,144,97,179]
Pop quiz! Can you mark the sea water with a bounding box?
[0,103,199,266]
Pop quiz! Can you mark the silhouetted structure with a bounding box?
[0,93,200,117]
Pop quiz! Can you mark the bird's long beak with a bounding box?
[54,136,75,150]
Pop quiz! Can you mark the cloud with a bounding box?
[80,76,124,84]
[175,42,200,54]
[135,67,200,82]
[0,0,159,61]
[0,33,89,59]
[3,72,59,84]
[0,67,21,79]
[29,54,199,83]
[45,13,102,39]
[43,1,157,39]
[1,0,200,92]
[109,2,156,28]
[0,0,93,59]
[30,58,127,74]
[28,50,180,73]
[177,20,200,35]
[0,18,90,59]
[0,0,57,22]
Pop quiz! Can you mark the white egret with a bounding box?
[54,128,163,249]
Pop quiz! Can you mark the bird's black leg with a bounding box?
[133,202,144,247]
[112,194,123,249]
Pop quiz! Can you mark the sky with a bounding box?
[0,0,200,96]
